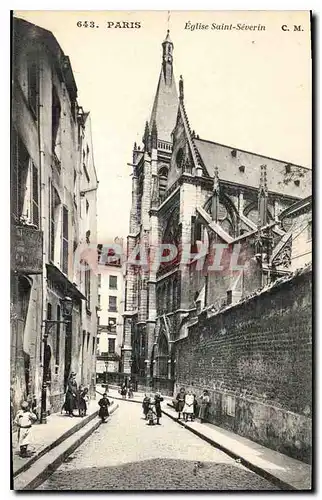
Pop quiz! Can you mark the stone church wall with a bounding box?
[175,266,312,462]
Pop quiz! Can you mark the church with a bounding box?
[121,31,312,394]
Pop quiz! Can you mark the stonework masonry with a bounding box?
[174,266,312,462]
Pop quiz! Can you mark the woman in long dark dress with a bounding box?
[98,393,111,423]
[64,372,78,417]
[142,394,150,420]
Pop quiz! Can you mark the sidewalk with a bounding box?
[163,404,311,491]
[106,387,311,491]
[12,397,109,477]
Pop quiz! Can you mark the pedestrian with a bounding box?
[142,394,150,420]
[15,401,37,457]
[199,390,210,423]
[120,384,127,399]
[79,387,89,417]
[193,393,198,421]
[183,390,195,422]
[64,372,78,417]
[98,393,111,423]
[146,395,156,426]
[175,387,185,420]
[127,384,134,399]
[154,392,164,425]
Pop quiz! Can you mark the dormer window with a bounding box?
[239,165,245,173]
[231,149,237,158]
[285,164,291,174]
[294,179,300,187]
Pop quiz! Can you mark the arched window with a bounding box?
[158,167,168,199]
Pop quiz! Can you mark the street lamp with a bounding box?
[40,296,73,424]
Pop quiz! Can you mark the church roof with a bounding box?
[194,138,312,199]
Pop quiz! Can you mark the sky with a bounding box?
[14,10,312,244]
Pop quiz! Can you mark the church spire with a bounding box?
[162,30,174,84]
[149,31,178,143]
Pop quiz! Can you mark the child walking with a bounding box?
[79,387,89,417]
[15,401,37,457]
[98,393,111,423]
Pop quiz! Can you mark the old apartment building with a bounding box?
[122,31,312,394]
[11,17,98,417]
[96,248,124,381]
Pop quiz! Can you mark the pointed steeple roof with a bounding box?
[149,31,178,143]
[163,29,172,43]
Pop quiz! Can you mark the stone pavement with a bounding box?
[38,398,277,491]
[12,398,101,477]
[106,388,311,490]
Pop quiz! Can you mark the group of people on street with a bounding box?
[142,393,164,425]
[62,372,90,417]
[119,382,134,399]
[175,388,210,423]
[14,371,92,458]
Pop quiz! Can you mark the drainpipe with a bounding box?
[37,56,47,418]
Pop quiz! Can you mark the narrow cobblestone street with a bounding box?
[38,400,277,491]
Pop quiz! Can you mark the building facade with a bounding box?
[96,246,124,381]
[122,31,312,394]
[11,17,98,417]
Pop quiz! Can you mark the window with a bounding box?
[27,60,38,117]
[92,337,95,355]
[21,160,39,227]
[86,199,89,214]
[52,84,61,153]
[98,274,101,288]
[108,338,115,354]
[11,130,39,227]
[191,216,202,246]
[31,163,39,227]
[85,268,91,309]
[62,206,69,274]
[49,184,60,262]
[108,296,117,312]
[176,148,184,169]
[87,332,90,351]
[47,303,52,320]
[307,220,312,241]
[98,294,101,309]
[109,275,117,290]
[82,330,86,358]
[56,305,61,367]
